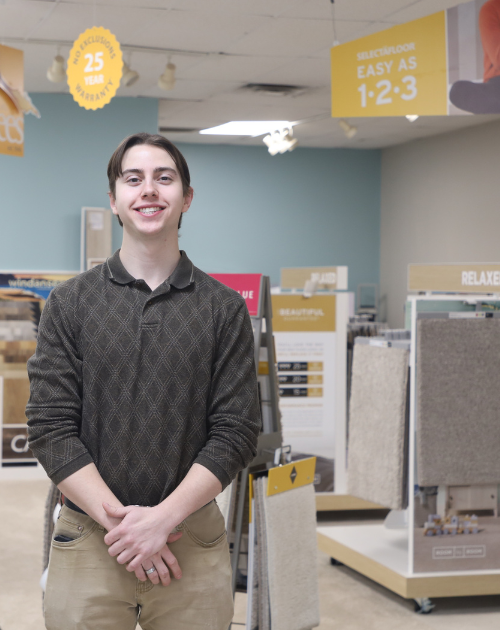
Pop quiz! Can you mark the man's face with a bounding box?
[109,144,192,238]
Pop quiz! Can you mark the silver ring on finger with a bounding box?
[145,566,157,575]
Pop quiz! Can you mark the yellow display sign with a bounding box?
[281,266,348,291]
[67,27,122,110]
[408,263,500,294]
[272,295,336,332]
[0,44,24,157]
[267,457,316,497]
[331,12,447,117]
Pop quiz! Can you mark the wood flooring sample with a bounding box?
[3,378,30,424]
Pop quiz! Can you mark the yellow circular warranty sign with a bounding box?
[67,27,122,110]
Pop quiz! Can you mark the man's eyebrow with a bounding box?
[121,167,177,176]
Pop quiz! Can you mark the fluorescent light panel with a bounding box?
[200,121,293,137]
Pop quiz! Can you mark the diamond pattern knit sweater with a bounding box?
[26,250,261,507]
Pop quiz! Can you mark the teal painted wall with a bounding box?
[0,93,158,271]
[0,94,381,294]
[178,143,381,292]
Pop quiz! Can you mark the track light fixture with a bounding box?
[47,55,66,83]
[121,62,139,87]
[338,119,357,139]
[263,127,298,156]
[158,60,176,91]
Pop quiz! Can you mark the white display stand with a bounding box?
[272,266,384,512]
[318,286,500,610]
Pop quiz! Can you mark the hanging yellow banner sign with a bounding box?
[0,44,25,157]
[331,12,448,117]
[67,27,122,110]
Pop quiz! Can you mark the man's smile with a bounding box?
[134,205,165,217]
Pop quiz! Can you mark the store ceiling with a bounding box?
[1,0,499,149]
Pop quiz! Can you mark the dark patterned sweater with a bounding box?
[26,250,261,507]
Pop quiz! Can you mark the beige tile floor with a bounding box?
[1,479,500,630]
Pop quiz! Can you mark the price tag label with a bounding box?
[67,27,122,110]
[331,12,447,117]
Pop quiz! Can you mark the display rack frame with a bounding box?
[318,291,500,609]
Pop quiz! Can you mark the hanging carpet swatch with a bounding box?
[417,318,500,486]
[348,344,410,510]
[262,481,320,630]
[250,476,270,630]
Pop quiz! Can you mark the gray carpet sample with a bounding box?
[417,318,500,486]
[262,482,320,630]
[254,476,270,630]
[348,344,410,510]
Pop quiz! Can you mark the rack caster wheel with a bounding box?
[414,598,434,614]
[330,558,344,566]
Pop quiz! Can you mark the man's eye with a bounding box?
[127,177,140,183]
[160,176,171,182]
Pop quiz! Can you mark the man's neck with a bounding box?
[119,230,181,291]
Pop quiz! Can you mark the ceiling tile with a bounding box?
[124,9,268,53]
[0,2,55,39]
[257,55,331,87]
[167,0,303,18]
[180,54,290,84]
[388,0,475,23]
[225,17,334,57]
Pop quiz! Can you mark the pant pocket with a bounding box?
[182,500,227,547]
[52,506,98,548]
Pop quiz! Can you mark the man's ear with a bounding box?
[108,191,118,215]
[182,187,194,214]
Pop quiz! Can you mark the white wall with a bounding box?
[380,118,500,327]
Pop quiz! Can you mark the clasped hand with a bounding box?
[103,502,182,586]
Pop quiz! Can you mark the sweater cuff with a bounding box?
[50,452,95,486]
[194,454,232,491]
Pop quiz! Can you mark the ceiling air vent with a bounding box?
[240,83,306,97]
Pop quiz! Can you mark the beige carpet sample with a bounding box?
[348,344,410,510]
[262,482,320,630]
[417,318,500,486]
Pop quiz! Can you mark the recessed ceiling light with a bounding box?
[200,121,293,137]
[406,115,419,122]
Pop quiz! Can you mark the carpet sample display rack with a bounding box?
[247,457,320,630]
[273,266,384,513]
[318,263,500,614]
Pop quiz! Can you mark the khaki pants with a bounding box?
[45,500,234,630]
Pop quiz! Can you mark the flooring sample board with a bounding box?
[2,377,30,424]
[417,318,500,486]
[262,482,320,630]
[348,344,410,510]
[255,477,271,630]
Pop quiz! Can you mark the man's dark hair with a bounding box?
[107,132,191,229]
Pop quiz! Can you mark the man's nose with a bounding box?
[142,179,158,197]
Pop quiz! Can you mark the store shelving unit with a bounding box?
[318,286,500,611]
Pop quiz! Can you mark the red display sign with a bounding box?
[209,273,262,316]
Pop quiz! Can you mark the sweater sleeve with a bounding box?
[26,290,94,484]
[480,1,500,81]
[194,298,261,488]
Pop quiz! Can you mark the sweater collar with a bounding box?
[107,249,194,289]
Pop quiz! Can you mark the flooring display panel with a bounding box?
[3,377,30,425]
[263,482,320,630]
[348,344,409,510]
[417,318,500,487]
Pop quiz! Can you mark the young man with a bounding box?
[26,133,261,630]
